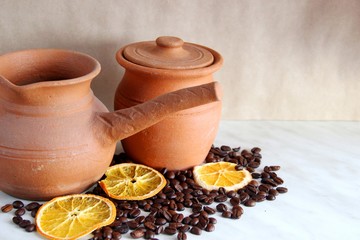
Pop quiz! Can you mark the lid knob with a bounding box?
[156,36,184,48]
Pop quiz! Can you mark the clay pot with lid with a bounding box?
[115,36,223,170]
[0,49,220,200]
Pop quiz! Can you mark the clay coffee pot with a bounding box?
[115,36,223,170]
[0,49,221,200]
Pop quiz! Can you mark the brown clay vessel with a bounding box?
[0,49,221,200]
[115,36,223,170]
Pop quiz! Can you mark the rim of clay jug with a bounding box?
[115,43,223,78]
[0,48,101,89]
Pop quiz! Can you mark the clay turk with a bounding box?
[115,36,223,170]
[0,49,221,200]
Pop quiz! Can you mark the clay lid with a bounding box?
[123,36,214,70]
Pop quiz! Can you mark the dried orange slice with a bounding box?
[35,194,116,240]
[99,163,166,200]
[193,162,252,191]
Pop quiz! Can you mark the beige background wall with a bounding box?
[1,0,359,120]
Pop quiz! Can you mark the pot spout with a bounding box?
[95,82,222,145]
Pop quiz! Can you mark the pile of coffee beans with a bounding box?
[1,145,287,240]
[88,145,287,240]
[1,200,41,233]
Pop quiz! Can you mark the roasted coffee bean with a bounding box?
[176,174,187,183]
[19,219,31,228]
[209,217,217,224]
[261,172,270,179]
[248,161,260,168]
[155,217,167,225]
[251,147,261,153]
[1,204,13,213]
[138,200,147,208]
[196,220,207,230]
[269,165,281,171]
[221,210,232,218]
[264,166,271,173]
[144,230,155,239]
[189,217,199,226]
[177,231,187,240]
[12,216,22,225]
[204,206,216,215]
[252,194,266,202]
[155,225,164,235]
[31,210,39,219]
[144,221,156,231]
[15,208,26,216]
[230,197,240,206]
[232,147,241,152]
[172,213,184,223]
[111,220,123,228]
[152,203,162,210]
[127,220,139,229]
[276,187,288,193]
[115,224,130,234]
[12,200,24,209]
[235,164,244,171]
[203,197,214,205]
[232,205,244,214]
[211,147,228,157]
[183,199,193,208]
[165,171,176,179]
[239,192,250,203]
[262,178,278,187]
[144,215,155,223]
[169,201,176,210]
[160,209,173,222]
[190,226,202,235]
[93,231,103,240]
[249,179,259,187]
[169,222,182,229]
[246,166,255,173]
[244,199,256,207]
[221,145,232,151]
[119,203,132,210]
[206,153,216,163]
[163,226,177,235]
[185,178,195,186]
[25,202,40,211]
[112,231,122,240]
[130,229,145,238]
[189,212,200,218]
[25,224,36,232]
[266,194,276,201]
[214,194,227,202]
[192,204,202,213]
[274,177,284,185]
[157,192,167,199]
[136,216,146,224]
[143,204,151,212]
[259,184,271,192]
[182,217,192,225]
[179,224,191,232]
[269,188,279,196]
[128,208,141,218]
[176,203,185,211]
[226,190,236,198]
[103,226,113,238]
[205,223,215,232]
[216,203,227,212]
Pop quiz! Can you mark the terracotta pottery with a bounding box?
[0,49,221,200]
[115,36,223,170]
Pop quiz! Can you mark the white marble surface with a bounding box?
[1,121,359,240]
